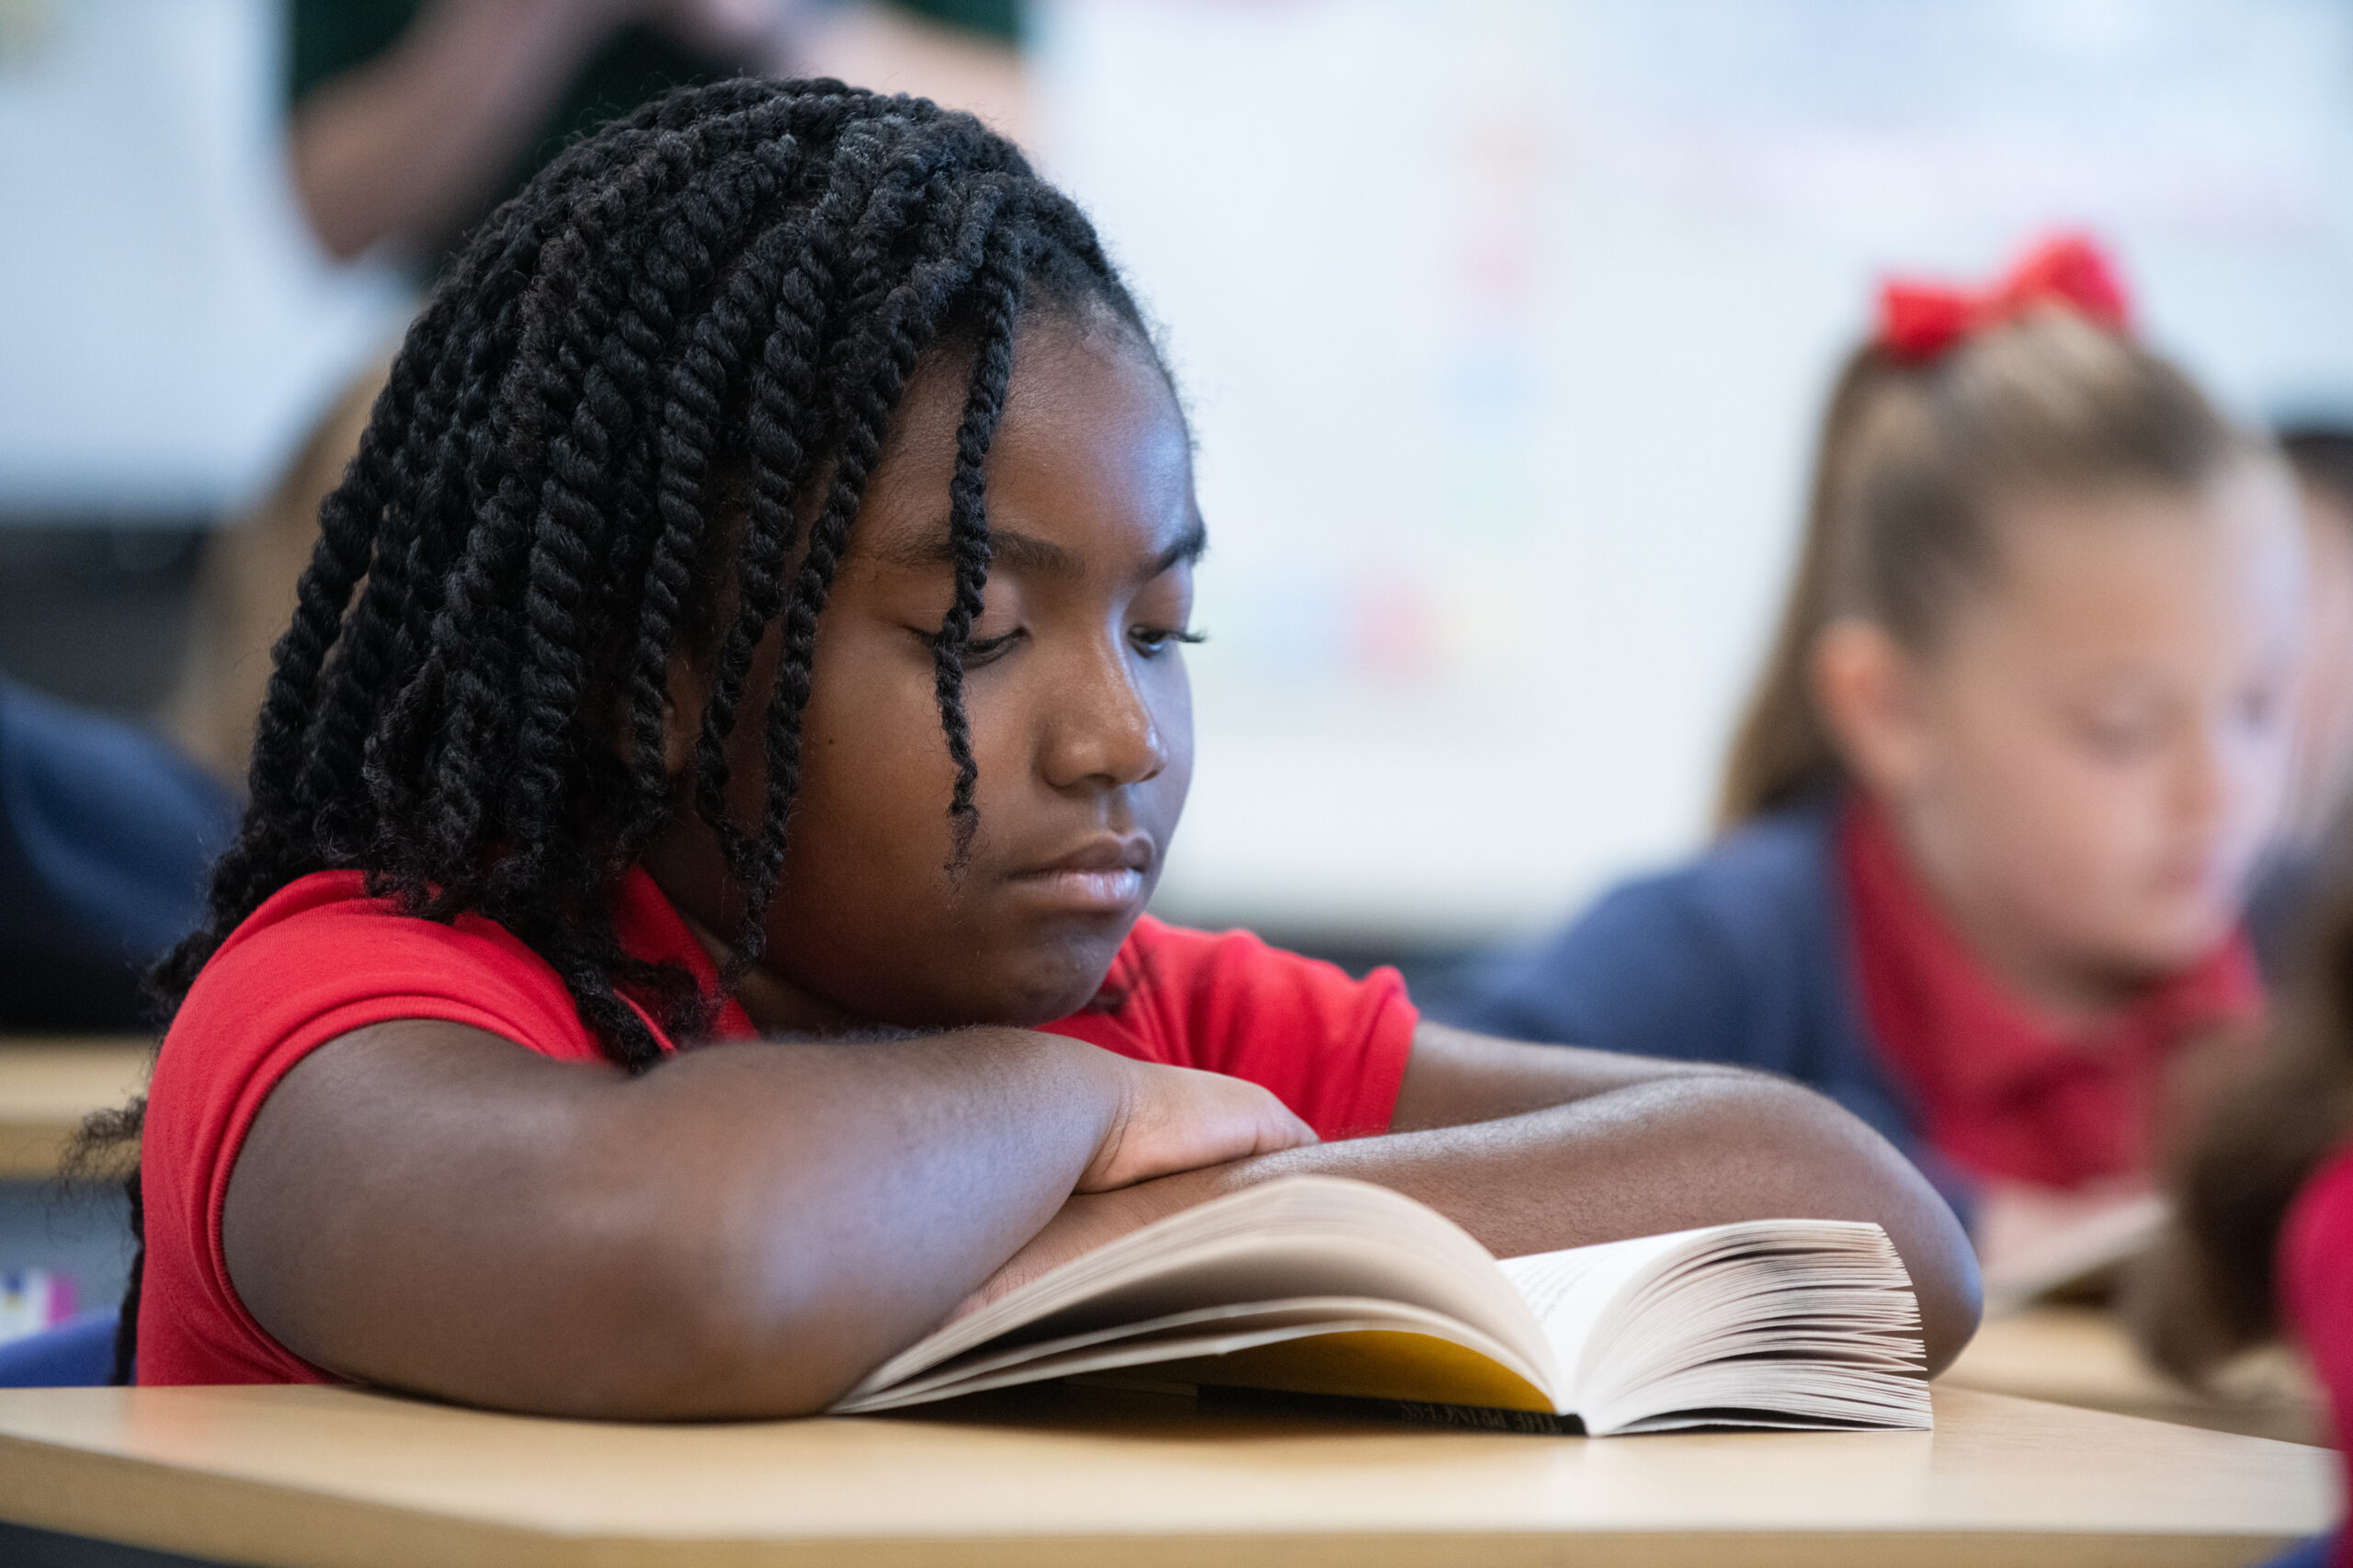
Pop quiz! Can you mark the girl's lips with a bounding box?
[1006,866,1146,914]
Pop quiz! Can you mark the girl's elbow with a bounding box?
[1721,1074,1984,1375]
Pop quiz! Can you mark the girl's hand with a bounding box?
[943,1059,1311,1321]
[1078,1059,1315,1193]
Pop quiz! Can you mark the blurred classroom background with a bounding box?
[1036,0,2353,960]
[1,0,2350,1326]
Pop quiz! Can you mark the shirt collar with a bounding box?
[1841,794,2262,1113]
[610,865,758,1044]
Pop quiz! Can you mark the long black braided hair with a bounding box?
[96,78,1164,1381]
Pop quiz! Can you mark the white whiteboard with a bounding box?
[1033,0,2353,939]
[0,0,409,517]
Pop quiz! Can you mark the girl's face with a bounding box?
[1821,462,2305,1008]
[648,312,1199,1033]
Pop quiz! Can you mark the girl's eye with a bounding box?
[1131,626,1206,658]
[914,626,1025,665]
[2078,712,2160,762]
[962,630,1024,665]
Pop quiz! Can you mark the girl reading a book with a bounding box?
[116,81,1976,1417]
[1441,237,2305,1278]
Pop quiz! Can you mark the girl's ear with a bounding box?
[1811,618,1932,803]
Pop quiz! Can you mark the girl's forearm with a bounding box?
[594,1030,1131,1411]
[1002,1074,1983,1377]
[227,1024,1126,1417]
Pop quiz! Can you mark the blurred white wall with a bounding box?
[1034,0,2353,940]
[0,0,409,517]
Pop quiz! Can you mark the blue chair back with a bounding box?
[2263,1533,2338,1568]
[0,1308,118,1387]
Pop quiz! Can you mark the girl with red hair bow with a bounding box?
[1443,234,2307,1290]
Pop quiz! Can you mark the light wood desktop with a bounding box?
[0,1038,150,1179]
[1947,1304,2328,1447]
[0,1381,2334,1568]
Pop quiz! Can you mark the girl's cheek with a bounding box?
[2025,742,2162,877]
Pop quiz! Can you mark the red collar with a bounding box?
[610,867,758,1045]
[1838,796,2261,1187]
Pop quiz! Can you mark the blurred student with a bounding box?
[2140,845,2353,1567]
[0,678,234,1030]
[1442,237,2305,1240]
[290,0,1023,265]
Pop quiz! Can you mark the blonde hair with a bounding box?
[1718,308,2244,829]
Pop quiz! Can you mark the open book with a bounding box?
[836,1176,1931,1435]
[1976,1185,2169,1318]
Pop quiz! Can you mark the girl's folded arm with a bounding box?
[993,1024,1984,1378]
[220,1019,1307,1420]
[1334,1030,1979,1375]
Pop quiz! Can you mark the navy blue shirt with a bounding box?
[1436,799,1976,1210]
[0,680,235,1029]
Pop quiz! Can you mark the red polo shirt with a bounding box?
[1839,800,2262,1189]
[2280,1144,2353,1565]
[138,868,1417,1385]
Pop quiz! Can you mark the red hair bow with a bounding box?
[1876,233,2132,363]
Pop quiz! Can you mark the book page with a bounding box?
[838,1177,1559,1409]
[1500,1230,1698,1393]
[1976,1183,2166,1316]
[1528,1220,1931,1436]
[837,1299,1551,1415]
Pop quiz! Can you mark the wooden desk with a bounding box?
[0,1382,2333,1567]
[0,1039,151,1179]
[1945,1305,2329,1447]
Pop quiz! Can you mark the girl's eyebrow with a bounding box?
[1142,518,1211,582]
[875,518,1209,584]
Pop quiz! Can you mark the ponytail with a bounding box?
[1717,347,1894,827]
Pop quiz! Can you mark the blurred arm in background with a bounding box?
[290,0,785,261]
[288,0,1026,263]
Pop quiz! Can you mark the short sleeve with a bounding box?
[138,881,599,1384]
[1040,919,1417,1141]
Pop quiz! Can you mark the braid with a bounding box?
[934,221,1028,861]
[111,79,1170,1374]
[688,114,904,881]
[722,174,1014,964]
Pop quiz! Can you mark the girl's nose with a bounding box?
[1042,642,1166,790]
[2174,720,2232,829]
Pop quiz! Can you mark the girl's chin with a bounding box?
[973,940,1135,1028]
[2091,916,2237,981]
